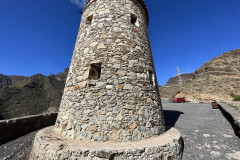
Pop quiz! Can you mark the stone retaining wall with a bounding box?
[30,126,183,160]
[0,113,58,144]
[218,103,240,137]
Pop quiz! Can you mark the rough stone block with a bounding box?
[123,84,133,90]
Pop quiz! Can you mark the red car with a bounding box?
[172,98,186,103]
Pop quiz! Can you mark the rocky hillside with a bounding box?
[0,69,68,120]
[0,75,27,90]
[176,49,240,102]
[159,73,193,99]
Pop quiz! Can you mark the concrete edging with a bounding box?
[0,113,58,145]
[217,102,240,137]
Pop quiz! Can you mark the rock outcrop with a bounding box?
[159,73,193,100]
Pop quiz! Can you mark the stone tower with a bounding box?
[30,0,183,159]
[54,0,165,142]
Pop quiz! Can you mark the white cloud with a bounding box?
[70,0,87,8]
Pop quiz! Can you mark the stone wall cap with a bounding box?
[0,112,58,123]
[35,126,181,150]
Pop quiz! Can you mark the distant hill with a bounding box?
[0,69,68,120]
[176,49,240,102]
[159,49,240,103]
[159,73,193,99]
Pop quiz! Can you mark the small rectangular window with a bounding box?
[89,63,101,80]
[149,71,155,86]
[86,15,93,25]
[131,14,137,25]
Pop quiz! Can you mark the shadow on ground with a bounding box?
[163,110,184,127]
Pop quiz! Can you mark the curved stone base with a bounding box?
[29,126,183,160]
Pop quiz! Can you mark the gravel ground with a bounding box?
[0,130,38,160]
[163,103,240,160]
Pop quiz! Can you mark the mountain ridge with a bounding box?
[0,68,68,120]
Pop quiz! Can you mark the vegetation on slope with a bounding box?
[230,93,240,101]
[0,69,68,120]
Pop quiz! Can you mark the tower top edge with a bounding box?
[83,0,149,26]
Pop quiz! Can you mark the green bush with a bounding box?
[233,94,240,101]
[230,92,240,101]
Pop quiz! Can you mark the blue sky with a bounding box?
[0,0,239,85]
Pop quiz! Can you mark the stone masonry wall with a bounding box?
[0,113,57,144]
[54,0,166,142]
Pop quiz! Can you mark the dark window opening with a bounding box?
[89,63,101,80]
[149,71,155,86]
[131,14,137,25]
[86,15,93,25]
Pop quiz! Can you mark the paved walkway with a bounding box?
[163,103,240,160]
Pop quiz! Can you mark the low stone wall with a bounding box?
[30,126,183,160]
[0,113,58,144]
[218,103,240,137]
